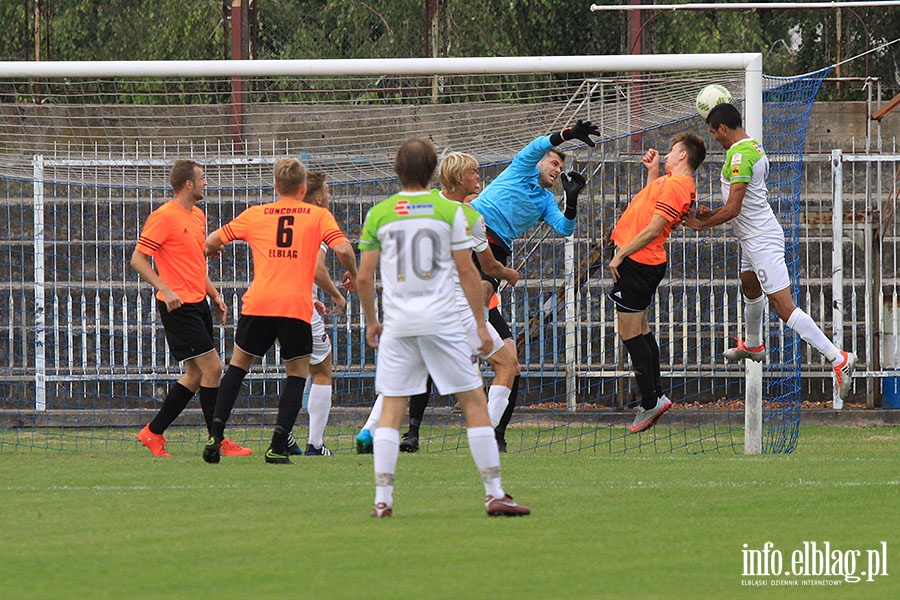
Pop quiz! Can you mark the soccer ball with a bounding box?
[696,84,733,119]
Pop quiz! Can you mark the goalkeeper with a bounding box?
[470,119,598,450]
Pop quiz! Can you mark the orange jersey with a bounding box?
[218,198,348,321]
[610,173,696,266]
[135,200,208,303]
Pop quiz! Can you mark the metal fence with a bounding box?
[2,147,898,411]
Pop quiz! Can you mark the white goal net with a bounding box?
[1,55,825,455]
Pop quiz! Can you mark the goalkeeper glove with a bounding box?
[561,171,586,219]
[550,119,600,147]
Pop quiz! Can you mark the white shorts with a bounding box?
[459,307,505,359]
[739,230,791,295]
[309,309,332,366]
[375,332,483,397]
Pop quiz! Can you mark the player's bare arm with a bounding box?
[130,250,182,311]
[314,248,346,315]
[475,247,520,287]
[608,214,668,282]
[332,240,358,292]
[684,182,747,231]
[643,148,661,183]
[204,230,226,258]
[356,249,381,348]
[204,276,228,324]
[454,248,493,356]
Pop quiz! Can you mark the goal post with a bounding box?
[1,53,813,456]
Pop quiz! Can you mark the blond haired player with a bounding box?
[355,152,521,453]
[202,158,357,464]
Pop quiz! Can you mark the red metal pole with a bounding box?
[629,0,643,151]
[230,0,245,153]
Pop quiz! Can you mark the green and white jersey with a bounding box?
[721,137,780,240]
[449,196,490,312]
[359,189,474,337]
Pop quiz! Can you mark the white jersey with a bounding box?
[359,189,474,337]
[309,241,331,364]
[721,137,782,241]
[311,241,329,300]
[447,195,491,315]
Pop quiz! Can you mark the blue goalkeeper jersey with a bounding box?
[471,135,575,250]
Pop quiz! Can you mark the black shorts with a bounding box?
[157,300,216,362]
[488,306,512,341]
[235,315,312,361]
[607,257,667,313]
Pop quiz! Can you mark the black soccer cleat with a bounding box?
[202,437,221,464]
[264,447,293,465]
[399,431,419,453]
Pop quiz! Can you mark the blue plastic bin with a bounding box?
[883,376,900,409]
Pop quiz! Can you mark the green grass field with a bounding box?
[1,426,897,599]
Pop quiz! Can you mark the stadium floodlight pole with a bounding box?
[590,1,900,11]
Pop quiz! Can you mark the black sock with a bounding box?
[271,376,306,453]
[495,374,519,441]
[210,365,248,441]
[408,378,431,435]
[198,386,218,435]
[623,335,658,410]
[149,382,194,434]
[643,332,664,399]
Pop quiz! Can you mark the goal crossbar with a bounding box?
[0,54,763,78]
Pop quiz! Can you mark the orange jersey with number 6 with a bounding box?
[217,199,348,321]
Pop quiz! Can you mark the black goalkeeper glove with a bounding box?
[550,119,600,147]
[561,171,586,219]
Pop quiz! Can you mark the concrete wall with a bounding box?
[806,102,900,152]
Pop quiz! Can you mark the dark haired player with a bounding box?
[470,120,598,450]
[607,133,706,433]
[685,103,856,400]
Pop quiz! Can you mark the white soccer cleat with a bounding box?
[485,494,530,517]
[723,338,766,363]
[630,395,673,434]
[833,351,857,400]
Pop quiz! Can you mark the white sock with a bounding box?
[373,428,400,506]
[306,384,331,447]
[362,394,383,432]
[467,426,504,499]
[487,385,511,428]
[743,294,766,348]
[786,307,841,363]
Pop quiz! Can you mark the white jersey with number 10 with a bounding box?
[359,189,475,337]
